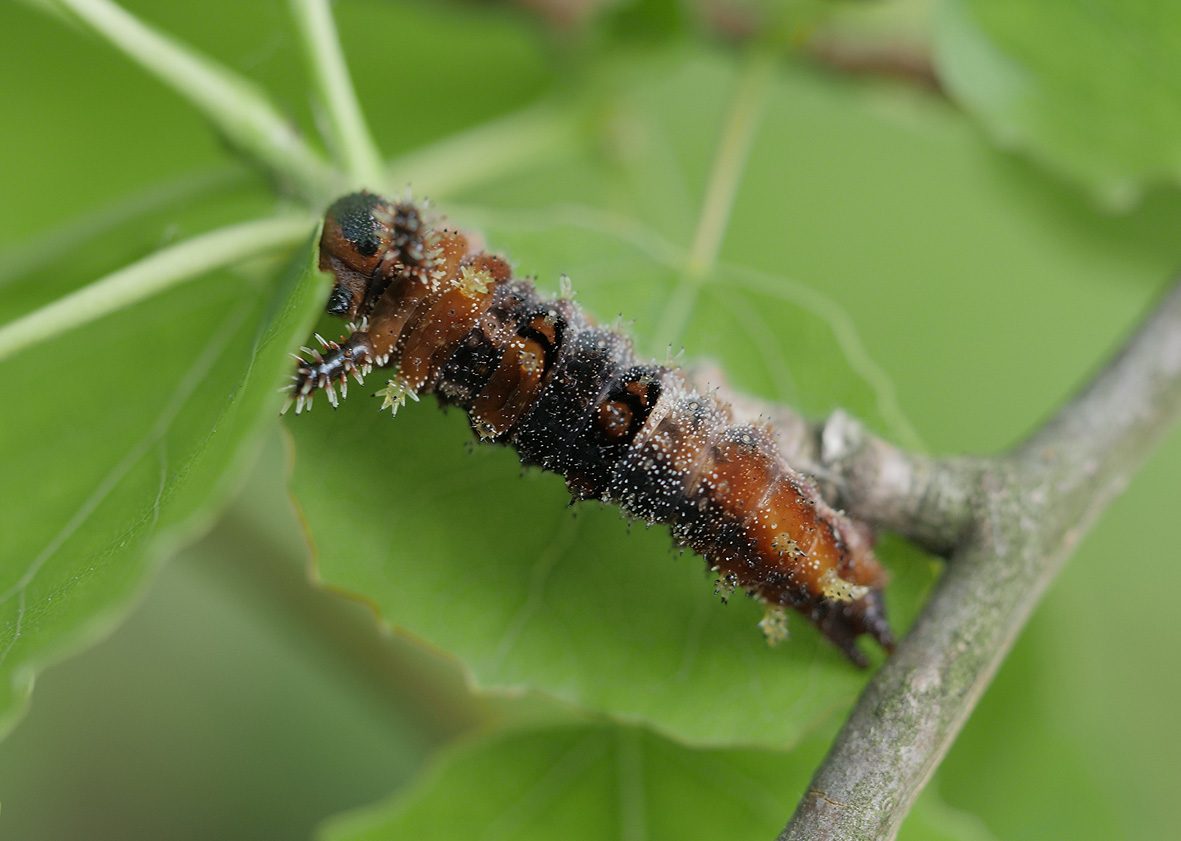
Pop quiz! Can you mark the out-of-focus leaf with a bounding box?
[0,234,327,736]
[320,722,997,841]
[902,786,999,841]
[0,433,433,840]
[933,424,1181,840]
[935,0,1181,207]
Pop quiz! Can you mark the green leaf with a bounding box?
[320,723,996,841]
[284,53,942,750]
[935,0,1181,207]
[319,724,828,841]
[288,46,1181,750]
[0,232,327,737]
[0,436,436,839]
[292,396,938,747]
[903,786,999,841]
[0,0,556,742]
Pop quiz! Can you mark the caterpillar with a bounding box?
[287,191,893,665]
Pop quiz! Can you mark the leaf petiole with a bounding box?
[0,214,314,363]
[46,0,339,202]
[289,0,385,190]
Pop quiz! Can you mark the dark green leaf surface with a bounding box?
[936,0,1181,206]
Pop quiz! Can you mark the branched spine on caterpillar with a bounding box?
[287,191,893,665]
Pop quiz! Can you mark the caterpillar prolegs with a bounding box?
[287,192,893,665]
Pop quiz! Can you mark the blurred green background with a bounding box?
[2,1,1179,839]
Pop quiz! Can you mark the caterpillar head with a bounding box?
[318,191,428,320]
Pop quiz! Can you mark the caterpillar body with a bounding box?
[288,192,893,665]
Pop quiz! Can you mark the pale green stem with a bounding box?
[653,49,775,352]
[685,51,775,277]
[289,0,384,188]
[386,103,579,199]
[0,164,249,287]
[47,0,338,202]
[0,215,313,363]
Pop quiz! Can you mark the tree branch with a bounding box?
[777,278,1181,840]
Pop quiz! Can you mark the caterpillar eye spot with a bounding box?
[290,191,894,665]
